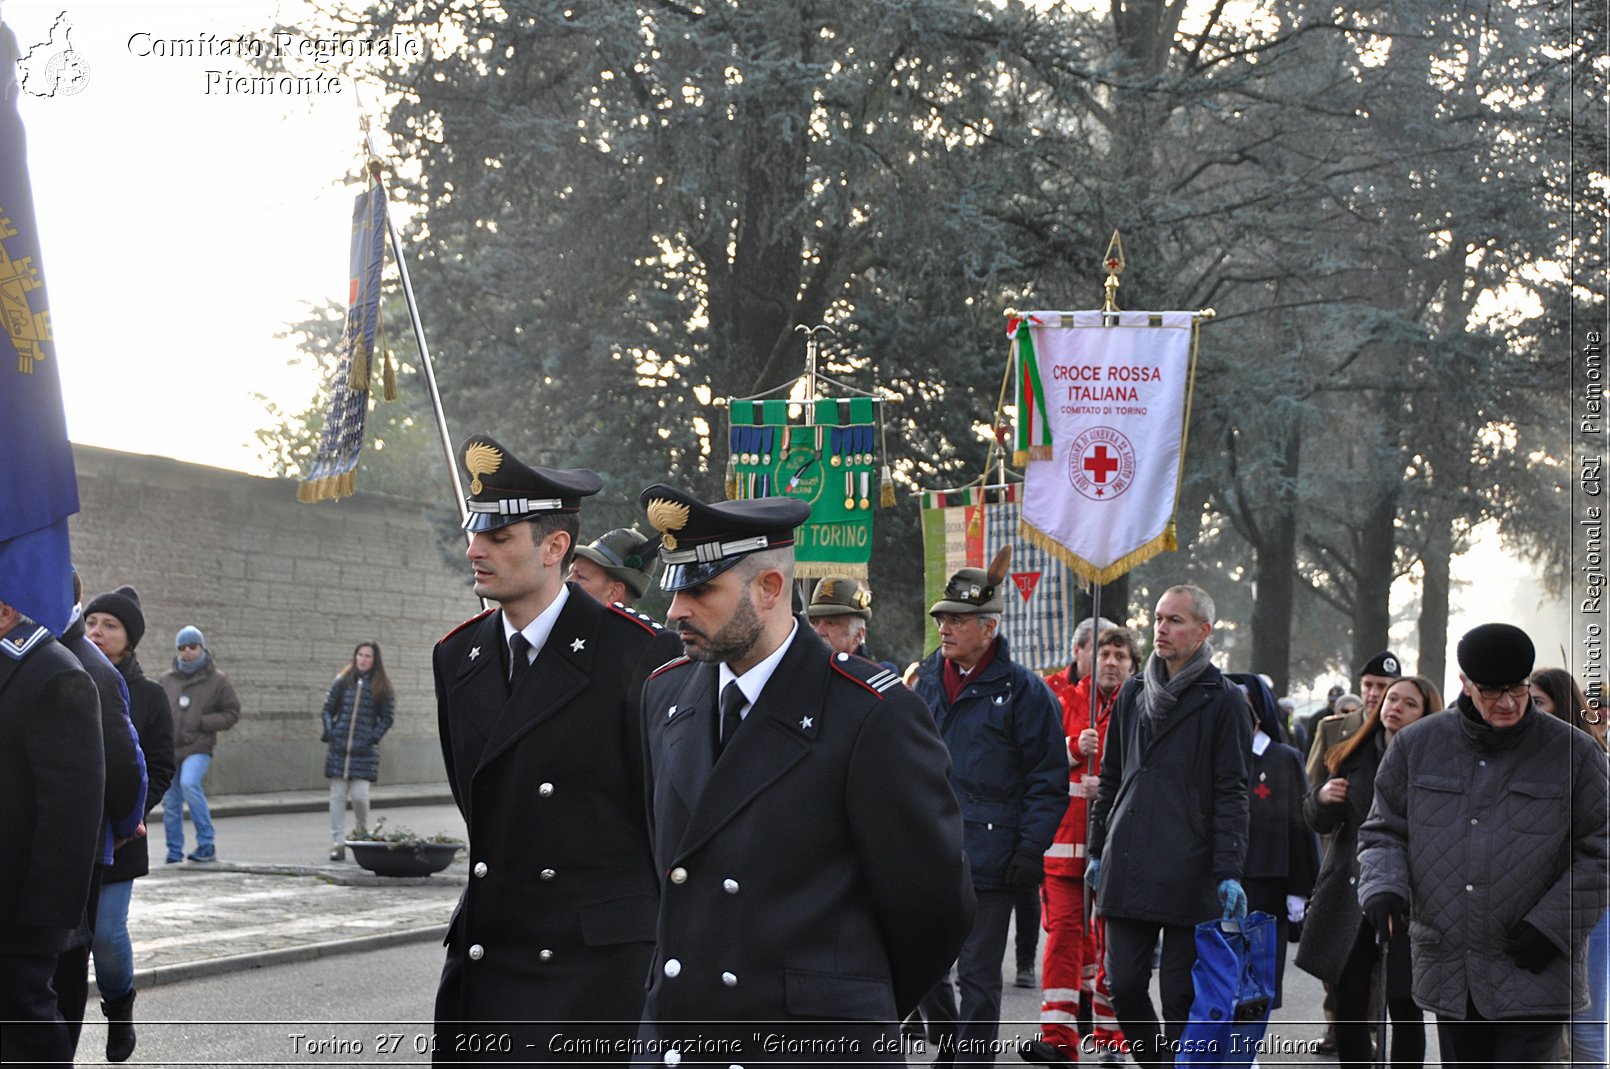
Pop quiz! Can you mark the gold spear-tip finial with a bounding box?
[1102,230,1126,314]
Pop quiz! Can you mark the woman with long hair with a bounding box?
[1530,667,1608,1069]
[320,641,396,860]
[1296,674,1444,1069]
[1530,667,1607,751]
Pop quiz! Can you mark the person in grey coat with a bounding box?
[1359,623,1610,1069]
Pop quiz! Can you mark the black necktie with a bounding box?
[717,681,745,755]
[509,633,532,691]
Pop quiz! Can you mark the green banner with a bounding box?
[729,399,875,578]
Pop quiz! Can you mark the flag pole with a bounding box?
[363,149,470,535]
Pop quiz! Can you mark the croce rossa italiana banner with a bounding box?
[1013,310,1200,583]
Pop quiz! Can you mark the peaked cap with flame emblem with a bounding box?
[929,546,1014,615]
[458,433,603,533]
[638,483,810,592]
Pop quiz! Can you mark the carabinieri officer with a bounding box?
[633,483,974,1066]
[432,435,681,1063]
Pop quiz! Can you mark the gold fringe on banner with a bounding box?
[792,560,869,581]
[1011,446,1053,466]
[296,470,359,503]
[1017,516,1178,586]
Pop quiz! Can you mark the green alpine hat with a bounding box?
[806,577,872,620]
[929,547,1013,616]
[573,528,660,599]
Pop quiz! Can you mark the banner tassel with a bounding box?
[879,464,896,508]
[724,452,737,500]
[382,348,397,401]
[348,339,370,392]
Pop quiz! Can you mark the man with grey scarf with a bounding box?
[1085,585,1251,1069]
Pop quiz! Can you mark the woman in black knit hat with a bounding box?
[83,586,176,1063]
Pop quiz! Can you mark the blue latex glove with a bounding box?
[1218,878,1248,920]
[1085,858,1102,890]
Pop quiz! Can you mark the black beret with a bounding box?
[84,585,146,650]
[458,434,602,533]
[639,483,810,592]
[1456,623,1535,686]
[1357,650,1402,679]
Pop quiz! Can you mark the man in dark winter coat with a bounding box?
[634,484,974,1065]
[913,548,1067,1069]
[1359,623,1610,1068]
[84,584,175,1062]
[0,599,105,1067]
[1086,584,1251,1069]
[432,435,682,1063]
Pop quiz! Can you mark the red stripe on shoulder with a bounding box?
[438,608,495,645]
[608,601,666,636]
[830,653,902,699]
[648,655,692,682]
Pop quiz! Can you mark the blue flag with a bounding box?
[0,25,78,635]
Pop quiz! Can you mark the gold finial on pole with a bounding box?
[794,323,837,426]
[1101,230,1126,316]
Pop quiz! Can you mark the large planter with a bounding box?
[345,839,463,877]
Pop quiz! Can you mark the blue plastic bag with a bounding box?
[1176,912,1277,1068]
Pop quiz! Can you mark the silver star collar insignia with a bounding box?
[468,646,481,660]
[800,716,814,730]
[570,637,586,652]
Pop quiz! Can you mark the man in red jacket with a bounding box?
[1027,622,1142,1067]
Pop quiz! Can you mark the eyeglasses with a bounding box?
[1474,683,1529,703]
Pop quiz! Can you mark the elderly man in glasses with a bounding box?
[1359,623,1609,1069]
[912,550,1067,1068]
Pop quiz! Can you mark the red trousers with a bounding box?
[1040,873,1126,1058]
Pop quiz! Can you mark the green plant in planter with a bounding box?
[345,818,465,874]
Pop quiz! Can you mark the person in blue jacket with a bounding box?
[913,547,1068,1068]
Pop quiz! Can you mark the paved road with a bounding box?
[96,791,1435,1066]
[78,937,1377,1068]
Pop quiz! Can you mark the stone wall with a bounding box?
[69,445,478,794]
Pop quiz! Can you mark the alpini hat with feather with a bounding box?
[639,483,810,592]
[458,433,603,533]
[930,547,1014,616]
[573,527,661,599]
[806,577,873,620]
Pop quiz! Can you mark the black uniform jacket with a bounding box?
[0,621,104,957]
[432,585,682,1062]
[637,621,975,1064]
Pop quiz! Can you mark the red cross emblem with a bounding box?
[1083,446,1120,487]
[1253,782,1272,800]
[1067,428,1137,502]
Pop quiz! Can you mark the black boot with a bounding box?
[102,989,137,1062]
